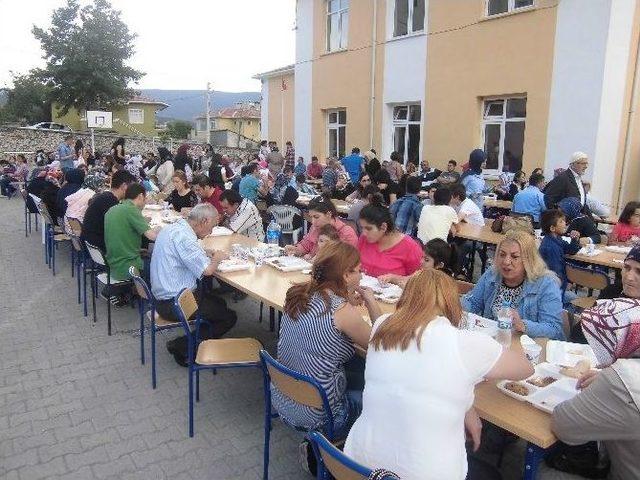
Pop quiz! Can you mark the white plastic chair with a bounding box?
[266,205,303,244]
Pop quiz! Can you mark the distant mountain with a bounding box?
[140,89,261,123]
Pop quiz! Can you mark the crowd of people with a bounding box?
[5,135,639,480]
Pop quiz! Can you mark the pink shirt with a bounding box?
[358,234,423,277]
[611,222,640,243]
[297,218,358,255]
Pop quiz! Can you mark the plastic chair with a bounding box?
[129,267,197,389]
[259,349,337,480]
[37,201,70,276]
[20,189,39,236]
[84,241,132,335]
[308,431,398,480]
[566,264,609,310]
[267,205,303,244]
[173,288,262,437]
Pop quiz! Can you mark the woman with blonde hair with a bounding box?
[273,242,381,437]
[344,269,533,479]
[462,230,565,339]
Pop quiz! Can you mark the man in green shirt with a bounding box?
[104,183,159,281]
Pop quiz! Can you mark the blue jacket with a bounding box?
[539,234,581,291]
[461,174,489,209]
[341,154,363,184]
[461,268,565,340]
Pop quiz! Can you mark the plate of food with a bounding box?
[217,259,252,273]
[360,275,403,298]
[144,204,163,211]
[210,226,234,237]
[374,291,401,304]
[468,314,498,337]
[266,256,312,272]
[528,382,579,414]
[497,381,536,401]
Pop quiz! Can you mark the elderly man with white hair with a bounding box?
[544,151,590,209]
[150,203,232,327]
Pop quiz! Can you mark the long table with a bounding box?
[201,232,558,479]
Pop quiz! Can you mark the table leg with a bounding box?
[468,241,477,281]
[480,243,488,274]
[523,442,545,480]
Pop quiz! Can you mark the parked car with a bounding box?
[25,122,72,132]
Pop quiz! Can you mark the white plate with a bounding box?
[144,205,162,211]
[605,245,632,255]
[546,341,598,368]
[497,380,538,402]
[528,381,579,413]
[210,226,234,237]
[360,275,403,298]
[468,314,498,337]
[266,257,312,272]
[217,260,252,273]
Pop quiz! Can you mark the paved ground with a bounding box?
[0,198,561,480]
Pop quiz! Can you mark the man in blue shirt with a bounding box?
[512,172,547,224]
[57,135,76,171]
[390,176,423,236]
[239,163,268,203]
[341,147,364,184]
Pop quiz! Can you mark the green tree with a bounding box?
[0,71,51,124]
[166,120,193,139]
[32,0,144,115]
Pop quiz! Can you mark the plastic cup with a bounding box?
[523,343,542,365]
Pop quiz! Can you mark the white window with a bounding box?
[486,0,533,16]
[327,0,349,52]
[394,0,425,37]
[128,108,144,124]
[327,109,346,159]
[392,104,421,166]
[481,97,526,173]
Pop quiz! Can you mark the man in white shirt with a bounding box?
[219,189,265,242]
[450,184,485,226]
[417,187,459,243]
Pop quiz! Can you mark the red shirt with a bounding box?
[611,222,640,243]
[297,218,357,255]
[202,187,223,214]
[307,163,324,179]
[357,234,423,277]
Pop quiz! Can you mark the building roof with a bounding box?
[195,102,261,120]
[252,64,295,80]
[127,95,169,110]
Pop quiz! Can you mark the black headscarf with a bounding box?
[461,149,486,180]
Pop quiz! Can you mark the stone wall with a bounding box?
[0,126,256,159]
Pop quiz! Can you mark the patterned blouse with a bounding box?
[272,292,354,430]
[490,281,524,318]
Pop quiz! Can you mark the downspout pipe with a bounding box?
[369,0,378,150]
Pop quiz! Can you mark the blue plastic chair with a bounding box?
[172,288,263,437]
[308,431,399,480]
[129,267,197,389]
[259,349,337,480]
[21,189,39,236]
[37,201,71,276]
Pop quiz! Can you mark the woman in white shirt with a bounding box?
[344,269,533,480]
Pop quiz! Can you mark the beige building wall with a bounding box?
[424,0,558,173]
[214,117,261,142]
[266,73,295,148]
[310,0,386,161]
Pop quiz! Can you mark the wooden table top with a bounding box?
[566,249,625,269]
[306,178,323,185]
[484,199,513,210]
[595,215,618,226]
[455,220,504,245]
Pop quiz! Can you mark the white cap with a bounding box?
[570,151,588,163]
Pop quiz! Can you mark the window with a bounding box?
[327,109,346,158]
[128,108,144,124]
[394,0,425,37]
[486,0,533,16]
[327,0,349,52]
[481,97,526,172]
[392,104,421,166]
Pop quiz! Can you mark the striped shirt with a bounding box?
[225,198,265,242]
[272,292,355,430]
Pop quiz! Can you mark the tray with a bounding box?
[210,226,234,236]
[217,259,252,273]
[266,256,312,272]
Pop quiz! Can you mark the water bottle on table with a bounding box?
[496,302,513,347]
[266,217,281,246]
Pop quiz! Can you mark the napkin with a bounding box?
[577,247,603,257]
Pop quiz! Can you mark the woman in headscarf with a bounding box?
[173,144,193,179]
[124,155,146,182]
[156,147,175,193]
[111,138,126,165]
[56,168,85,218]
[557,197,605,245]
[461,149,490,209]
[363,150,381,179]
[552,283,640,480]
[64,170,106,225]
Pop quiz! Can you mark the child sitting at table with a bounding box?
[538,209,581,306]
[609,201,640,246]
[304,223,340,261]
[378,238,454,288]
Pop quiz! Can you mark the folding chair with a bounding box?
[173,288,262,437]
[267,205,303,244]
[129,267,197,389]
[84,241,132,335]
[308,431,398,480]
[566,264,610,311]
[37,202,70,276]
[20,189,39,236]
[259,349,339,480]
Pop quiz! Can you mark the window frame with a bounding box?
[393,0,426,38]
[327,108,347,159]
[485,0,534,17]
[391,103,422,166]
[480,96,527,174]
[128,108,144,125]
[326,0,349,52]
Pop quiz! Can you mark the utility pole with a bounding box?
[205,82,212,144]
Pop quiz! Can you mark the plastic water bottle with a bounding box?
[266,218,281,245]
[496,303,513,347]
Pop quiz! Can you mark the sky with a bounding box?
[0,0,296,92]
